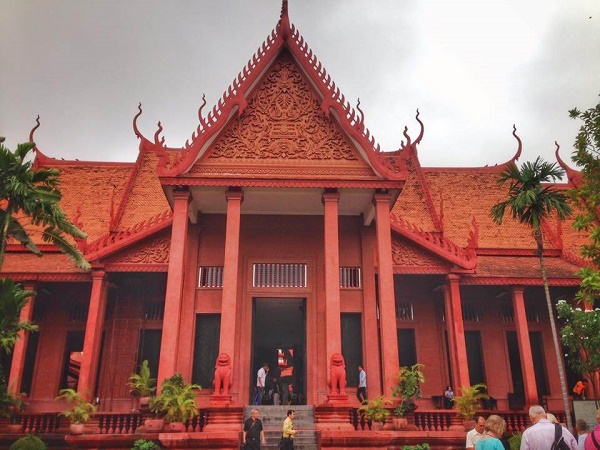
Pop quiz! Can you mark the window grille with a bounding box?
[526,304,540,323]
[462,302,482,322]
[502,303,514,323]
[198,266,224,288]
[340,267,361,288]
[396,302,414,320]
[501,303,540,323]
[142,300,164,320]
[252,263,307,288]
[68,301,88,323]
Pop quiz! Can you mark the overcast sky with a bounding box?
[1,0,599,169]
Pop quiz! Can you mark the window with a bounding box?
[398,328,417,367]
[340,267,361,288]
[341,313,362,386]
[252,263,307,288]
[198,266,224,288]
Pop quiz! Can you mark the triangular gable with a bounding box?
[104,229,171,269]
[190,52,379,180]
[391,234,451,273]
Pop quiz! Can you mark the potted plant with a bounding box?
[148,373,200,432]
[56,388,96,434]
[0,387,27,433]
[452,383,489,430]
[391,364,425,429]
[128,360,156,410]
[357,395,391,430]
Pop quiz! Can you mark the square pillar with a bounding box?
[8,282,36,395]
[218,189,243,359]
[445,274,470,389]
[78,270,108,400]
[512,287,538,405]
[157,189,190,386]
[373,193,400,395]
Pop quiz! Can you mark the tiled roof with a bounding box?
[1,252,87,273]
[466,255,581,279]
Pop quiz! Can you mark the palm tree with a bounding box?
[491,157,573,429]
[0,138,89,270]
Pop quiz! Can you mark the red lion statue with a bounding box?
[327,353,347,395]
[213,353,232,396]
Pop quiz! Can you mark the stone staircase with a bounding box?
[243,405,317,450]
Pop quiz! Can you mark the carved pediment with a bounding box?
[391,235,449,268]
[191,51,378,179]
[107,231,170,265]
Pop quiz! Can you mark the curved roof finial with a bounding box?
[414,109,424,145]
[356,98,364,127]
[509,124,522,164]
[132,103,143,138]
[29,115,41,144]
[278,0,290,41]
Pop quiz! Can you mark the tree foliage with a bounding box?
[569,97,600,305]
[556,300,600,400]
[0,137,89,270]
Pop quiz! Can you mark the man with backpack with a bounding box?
[520,405,577,450]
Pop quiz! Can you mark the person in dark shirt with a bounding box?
[243,408,265,450]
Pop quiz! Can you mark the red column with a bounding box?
[445,274,470,389]
[323,191,344,398]
[218,189,243,358]
[373,193,400,395]
[512,287,538,405]
[360,228,382,398]
[8,282,36,395]
[157,190,190,386]
[78,270,108,400]
[442,284,460,390]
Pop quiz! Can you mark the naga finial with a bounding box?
[509,124,522,164]
[29,115,41,144]
[154,121,164,146]
[414,109,424,145]
[132,103,143,138]
[356,98,364,126]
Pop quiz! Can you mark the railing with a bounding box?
[22,414,63,434]
[97,413,143,434]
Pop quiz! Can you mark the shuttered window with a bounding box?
[252,263,307,288]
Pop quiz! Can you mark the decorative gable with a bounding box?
[104,229,171,271]
[391,234,450,273]
[190,51,378,180]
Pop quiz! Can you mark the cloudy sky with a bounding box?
[1,0,598,169]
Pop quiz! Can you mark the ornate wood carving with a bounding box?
[198,52,362,167]
[391,237,445,267]
[109,234,170,265]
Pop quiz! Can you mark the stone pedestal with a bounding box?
[208,394,232,406]
[326,393,349,405]
[202,406,243,432]
[315,405,355,431]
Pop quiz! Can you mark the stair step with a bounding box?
[243,405,318,449]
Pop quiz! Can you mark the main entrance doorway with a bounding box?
[251,297,306,405]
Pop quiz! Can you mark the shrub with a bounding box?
[131,439,161,450]
[401,445,430,450]
[9,435,47,450]
[508,432,522,450]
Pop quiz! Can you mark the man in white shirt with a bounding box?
[256,363,268,405]
[466,415,486,449]
[520,405,577,450]
[357,365,367,404]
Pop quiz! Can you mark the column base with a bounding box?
[208,394,232,406]
[315,405,355,431]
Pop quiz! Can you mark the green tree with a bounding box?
[491,157,572,428]
[0,138,89,269]
[569,98,600,305]
[556,300,600,401]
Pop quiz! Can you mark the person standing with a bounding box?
[573,379,589,400]
[281,409,296,450]
[575,419,588,450]
[357,365,367,404]
[466,416,487,450]
[584,408,600,450]
[444,385,454,409]
[520,405,577,449]
[243,408,266,450]
[475,415,507,450]
[256,363,268,405]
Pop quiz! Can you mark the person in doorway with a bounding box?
[466,416,487,450]
[444,385,454,409]
[270,376,282,405]
[243,408,266,450]
[281,409,296,450]
[520,405,577,449]
[256,363,268,405]
[573,379,589,400]
[584,408,600,450]
[575,418,588,450]
[357,365,367,404]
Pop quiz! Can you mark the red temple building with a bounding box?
[1,2,593,448]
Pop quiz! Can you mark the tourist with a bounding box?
[444,385,454,409]
[475,414,506,450]
[584,408,600,449]
[281,409,296,450]
[575,418,587,450]
[256,363,268,405]
[466,416,486,449]
[573,379,589,400]
[357,365,367,404]
[520,405,577,449]
[243,408,266,450]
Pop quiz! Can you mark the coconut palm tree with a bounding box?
[0,138,89,270]
[491,156,572,429]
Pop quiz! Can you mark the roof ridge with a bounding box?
[390,213,476,269]
[84,209,173,262]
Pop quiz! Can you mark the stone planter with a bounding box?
[144,418,165,432]
[393,417,408,429]
[69,423,85,435]
[6,423,22,434]
[166,421,185,432]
